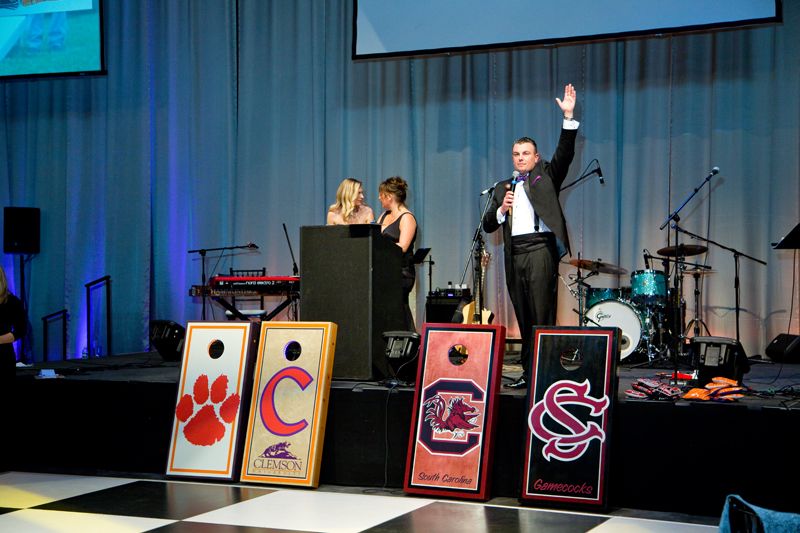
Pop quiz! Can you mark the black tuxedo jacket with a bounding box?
[482,127,577,283]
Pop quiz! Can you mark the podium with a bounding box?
[300,225,406,380]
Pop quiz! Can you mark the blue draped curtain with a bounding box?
[1,0,798,361]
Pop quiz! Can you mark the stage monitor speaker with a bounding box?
[382,330,421,384]
[765,333,800,363]
[3,207,40,254]
[150,320,186,361]
[300,225,406,380]
[690,336,749,385]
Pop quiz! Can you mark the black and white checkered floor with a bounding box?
[0,471,718,532]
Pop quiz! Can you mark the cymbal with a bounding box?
[568,258,628,275]
[682,268,716,276]
[657,244,708,257]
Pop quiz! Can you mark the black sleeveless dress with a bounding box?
[378,211,417,331]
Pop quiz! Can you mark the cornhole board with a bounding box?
[404,323,506,500]
[167,322,253,479]
[240,321,337,487]
[521,326,618,510]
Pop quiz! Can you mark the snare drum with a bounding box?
[585,287,632,308]
[585,299,643,360]
[630,269,667,306]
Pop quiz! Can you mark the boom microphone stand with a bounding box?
[461,181,499,288]
[670,225,766,344]
[187,242,260,319]
[659,167,719,383]
[282,223,299,277]
[282,223,300,319]
[562,159,603,191]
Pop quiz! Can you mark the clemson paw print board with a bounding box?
[404,323,506,501]
[521,327,618,510]
[240,321,337,487]
[167,322,253,479]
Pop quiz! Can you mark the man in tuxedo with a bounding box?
[482,83,578,389]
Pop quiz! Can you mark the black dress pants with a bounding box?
[507,236,558,376]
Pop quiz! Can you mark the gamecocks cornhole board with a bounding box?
[521,327,618,509]
[240,321,337,487]
[167,322,253,479]
[404,323,506,500]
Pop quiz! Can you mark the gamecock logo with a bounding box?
[424,395,479,438]
[528,379,609,462]
[418,379,484,456]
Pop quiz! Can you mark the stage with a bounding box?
[7,351,800,518]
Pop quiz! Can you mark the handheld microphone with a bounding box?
[643,249,650,269]
[505,171,521,218]
[596,164,605,185]
[247,242,259,249]
[706,166,720,179]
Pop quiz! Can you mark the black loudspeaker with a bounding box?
[425,295,464,323]
[3,207,40,254]
[690,336,749,385]
[300,225,406,380]
[765,334,800,363]
[150,320,186,361]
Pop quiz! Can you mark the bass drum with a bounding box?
[585,299,643,360]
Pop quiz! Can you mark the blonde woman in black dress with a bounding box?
[327,178,375,225]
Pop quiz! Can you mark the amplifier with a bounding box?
[425,290,469,324]
[690,336,749,385]
[429,287,471,299]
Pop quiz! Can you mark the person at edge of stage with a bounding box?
[0,264,27,392]
[327,177,375,225]
[377,176,418,332]
[482,83,579,390]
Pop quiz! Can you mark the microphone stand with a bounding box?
[282,223,300,320]
[659,170,718,231]
[461,184,497,288]
[658,170,718,383]
[670,224,766,344]
[424,255,435,297]
[187,242,260,320]
[282,223,299,276]
[562,159,601,191]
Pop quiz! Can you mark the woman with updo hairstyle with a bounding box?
[377,176,418,331]
[327,178,374,225]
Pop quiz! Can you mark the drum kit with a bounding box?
[566,244,714,364]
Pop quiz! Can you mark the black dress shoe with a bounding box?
[506,377,527,390]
